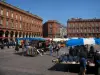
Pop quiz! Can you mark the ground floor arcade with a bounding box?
[0,29,42,43]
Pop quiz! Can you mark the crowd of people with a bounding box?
[15,40,62,57]
[0,39,15,49]
[1,38,100,75]
[56,45,100,75]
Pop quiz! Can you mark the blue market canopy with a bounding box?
[66,38,83,46]
[94,38,100,45]
[66,38,96,46]
[16,37,45,41]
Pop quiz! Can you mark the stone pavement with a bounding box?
[0,47,94,75]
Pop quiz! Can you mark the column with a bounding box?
[3,32,5,38]
[13,32,15,38]
[17,32,19,38]
[30,34,32,38]
[13,32,15,41]
[24,34,26,38]
[27,34,29,38]
[8,33,10,42]
[2,32,5,42]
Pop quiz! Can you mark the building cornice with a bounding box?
[67,18,100,22]
[44,20,61,24]
[0,1,43,21]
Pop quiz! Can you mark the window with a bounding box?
[49,29,52,33]
[20,15,21,20]
[93,29,94,32]
[84,28,86,32]
[6,10,9,16]
[11,11,13,18]
[92,23,94,27]
[27,23,28,30]
[23,16,24,21]
[49,24,52,28]
[77,29,78,32]
[32,20,33,23]
[29,24,31,30]
[96,27,99,32]
[50,29,52,32]
[80,29,82,32]
[96,24,98,27]
[0,8,3,15]
[88,28,90,32]
[16,14,17,19]
[20,23,22,29]
[6,19,8,27]
[16,22,17,28]
[11,20,13,28]
[80,23,82,27]
[0,18,3,25]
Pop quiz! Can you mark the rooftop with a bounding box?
[68,18,100,22]
[45,20,61,24]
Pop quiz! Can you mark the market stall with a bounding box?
[52,38,98,68]
[16,37,46,56]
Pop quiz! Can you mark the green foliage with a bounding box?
[1,0,6,2]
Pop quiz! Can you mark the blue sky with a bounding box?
[6,0,100,25]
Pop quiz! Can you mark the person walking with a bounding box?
[15,42,19,52]
[22,41,25,55]
[49,43,53,56]
[56,43,60,57]
[79,52,87,75]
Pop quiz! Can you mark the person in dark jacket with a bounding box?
[79,52,87,75]
[89,46,95,57]
[15,42,19,52]
[69,47,74,56]
[94,51,100,75]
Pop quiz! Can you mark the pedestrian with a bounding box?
[15,42,19,52]
[49,43,53,56]
[89,46,95,57]
[69,47,74,56]
[79,52,87,75]
[94,50,100,75]
[56,43,60,57]
[22,41,25,55]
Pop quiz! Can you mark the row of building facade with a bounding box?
[0,1,43,42]
[0,1,66,42]
[67,18,100,38]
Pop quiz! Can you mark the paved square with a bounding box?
[0,47,94,75]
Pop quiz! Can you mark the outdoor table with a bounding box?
[60,62,95,66]
[59,62,95,73]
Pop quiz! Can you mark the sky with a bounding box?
[5,0,100,26]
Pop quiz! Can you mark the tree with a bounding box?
[0,0,6,2]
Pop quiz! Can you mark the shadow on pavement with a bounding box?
[48,63,95,74]
[13,52,36,57]
[0,71,5,75]
[14,52,23,56]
